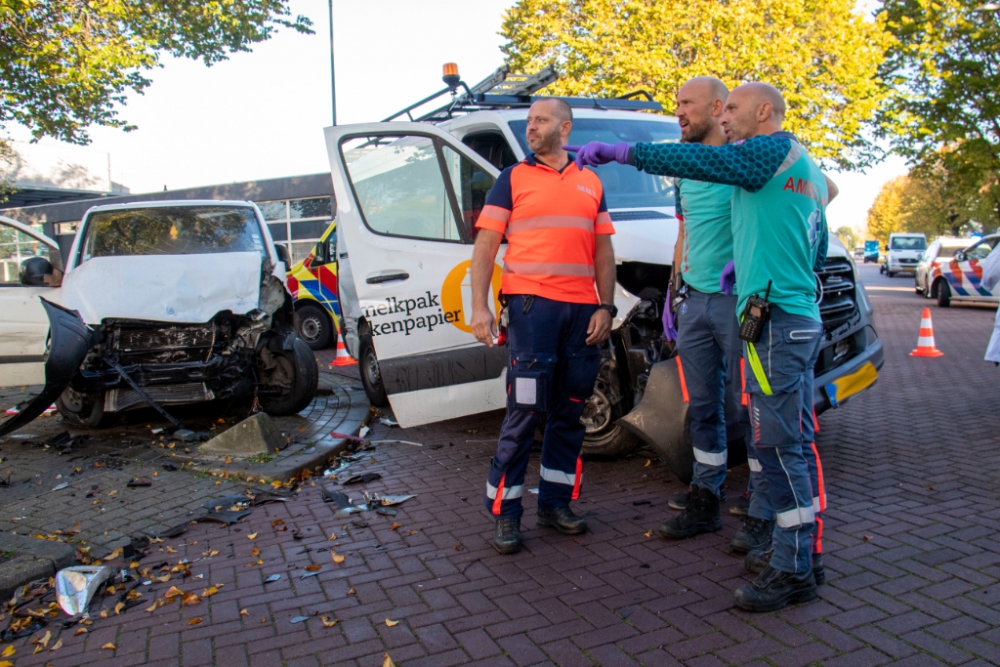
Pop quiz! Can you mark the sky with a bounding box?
[4,0,908,237]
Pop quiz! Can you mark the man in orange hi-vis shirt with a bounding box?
[469,98,617,554]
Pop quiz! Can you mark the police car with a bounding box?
[325,64,885,480]
[919,234,1000,307]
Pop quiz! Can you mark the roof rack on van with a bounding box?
[382,64,664,123]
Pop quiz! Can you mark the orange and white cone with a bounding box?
[330,338,357,367]
[910,307,943,358]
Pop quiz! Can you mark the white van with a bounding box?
[325,65,884,480]
[884,232,927,277]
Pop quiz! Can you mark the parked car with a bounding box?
[321,64,885,481]
[883,232,926,276]
[921,234,1000,307]
[0,202,318,435]
[286,221,341,350]
[915,237,969,301]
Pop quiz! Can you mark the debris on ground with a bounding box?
[370,439,422,447]
[343,473,381,486]
[363,492,416,507]
[127,478,152,488]
[379,416,398,427]
[55,566,113,616]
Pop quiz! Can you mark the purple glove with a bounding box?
[563,141,631,170]
[662,285,678,342]
[720,261,736,296]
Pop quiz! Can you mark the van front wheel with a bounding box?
[359,334,389,407]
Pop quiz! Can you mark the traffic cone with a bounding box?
[330,337,357,367]
[910,308,943,357]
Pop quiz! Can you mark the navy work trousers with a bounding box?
[743,306,823,575]
[674,288,748,498]
[484,295,601,519]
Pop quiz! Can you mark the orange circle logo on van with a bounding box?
[441,261,502,333]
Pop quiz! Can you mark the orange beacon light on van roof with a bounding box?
[443,63,461,89]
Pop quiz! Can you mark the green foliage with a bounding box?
[878,0,1000,231]
[867,176,906,245]
[501,0,893,170]
[834,226,859,251]
[0,0,313,145]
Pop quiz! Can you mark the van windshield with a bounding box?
[508,118,681,210]
[891,236,926,251]
[80,206,265,262]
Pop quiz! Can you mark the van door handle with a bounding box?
[366,272,409,284]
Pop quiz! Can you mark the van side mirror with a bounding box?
[274,243,291,268]
[884,244,889,252]
[20,257,58,287]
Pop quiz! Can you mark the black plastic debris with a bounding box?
[321,489,354,509]
[343,473,381,486]
[203,494,251,511]
[162,462,180,471]
[351,519,369,528]
[173,429,208,442]
[127,478,152,488]
[374,507,397,517]
[632,500,652,506]
[195,510,252,525]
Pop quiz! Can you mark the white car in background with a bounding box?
[921,234,1000,307]
[883,232,927,277]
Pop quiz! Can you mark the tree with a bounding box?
[834,226,859,251]
[0,1,313,147]
[878,0,1000,229]
[867,176,907,245]
[501,0,893,169]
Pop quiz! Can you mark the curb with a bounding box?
[0,532,77,602]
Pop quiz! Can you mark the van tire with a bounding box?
[582,425,638,459]
[359,334,389,407]
[936,279,951,308]
[259,338,319,416]
[296,303,334,350]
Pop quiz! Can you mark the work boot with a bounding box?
[669,486,727,511]
[492,518,522,554]
[731,516,775,554]
[729,490,750,516]
[657,486,722,539]
[734,564,818,612]
[745,548,825,585]
[536,506,588,535]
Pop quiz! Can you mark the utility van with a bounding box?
[883,232,927,277]
[325,65,885,481]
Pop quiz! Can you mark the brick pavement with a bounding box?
[3,265,1000,666]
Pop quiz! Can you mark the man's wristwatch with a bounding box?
[598,303,618,317]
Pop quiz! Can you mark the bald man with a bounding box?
[568,82,833,612]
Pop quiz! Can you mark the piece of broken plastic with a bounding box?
[263,574,282,583]
[362,492,415,507]
[55,565,113,616]
[379,416,398,427]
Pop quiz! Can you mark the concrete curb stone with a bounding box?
[0,531,77,602]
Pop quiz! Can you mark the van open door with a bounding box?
[324,123,507,427]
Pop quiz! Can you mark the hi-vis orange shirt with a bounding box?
[475,154,615,304]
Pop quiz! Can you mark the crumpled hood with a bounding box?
[59,252,263,325]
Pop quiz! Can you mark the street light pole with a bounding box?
[328,0,337,126]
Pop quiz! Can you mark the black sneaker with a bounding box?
[729,491,750,516]
[731,516,775,554]
[657,486,722,539]
[669,486,726,511]
[492,517,522,554]
[536,506,588,535]
[745,548,825,585]
[734,564,818,612]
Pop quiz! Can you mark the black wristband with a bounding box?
[598,303,618,318]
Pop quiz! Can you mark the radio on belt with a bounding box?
[739,280,772,343]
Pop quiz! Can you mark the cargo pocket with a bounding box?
[779,326,823,378]
[748,389,801,448]
[562,344,601,400]
[508,352,556,411]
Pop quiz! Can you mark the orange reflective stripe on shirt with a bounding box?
[504,261,596,278]
[507,215,595,235]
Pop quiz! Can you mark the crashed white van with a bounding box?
[0,202,317,435]
[328,66,884,480]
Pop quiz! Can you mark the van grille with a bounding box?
[816,258,858,332]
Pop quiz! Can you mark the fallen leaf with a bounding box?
[74,628,87,636]
[331,552,345,564]
[304,564,322,572]
[40,629,51,646]
[166,546,176,554]
[247,533,258,540]
[644,530,653,538]
[108,490,118,497]
[240,609,249,616]
[408,530,419,535]
[99,609,108,619]
[201,587,218,598]
[102,642,116,650]
[321,616,338,628]
[347,587,355,595]
[328,532,336,541]
[644,459,652,467]
[246,559,263,567]
[863,535,873,541]
[452,545,462,552]
[260,617,267,623]
[188,618,203,625]
[34,645,43,654]
[114,602,125,615]
[271,519,284,527]
[209,550,219,557]
[385,618,399,627]
[181,593,201,606]
[383,653,396,667]
[223,456,233,465]
[144,601,159,613]
[250,546,260,557]
[390,523,401,531]
[49,638,62,652]
[0,662,10,667]
[163,586,184,600]
[155,574,171,583]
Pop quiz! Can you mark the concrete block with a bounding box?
[0,532,77,602]
[199,412,283,457]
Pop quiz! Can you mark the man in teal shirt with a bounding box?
[568,82,830,612]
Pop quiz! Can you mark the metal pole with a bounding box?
[328,0,337,126]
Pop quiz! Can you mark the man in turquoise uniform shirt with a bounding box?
[568,82,831,612]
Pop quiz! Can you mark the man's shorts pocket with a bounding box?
[508,353,557,410]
